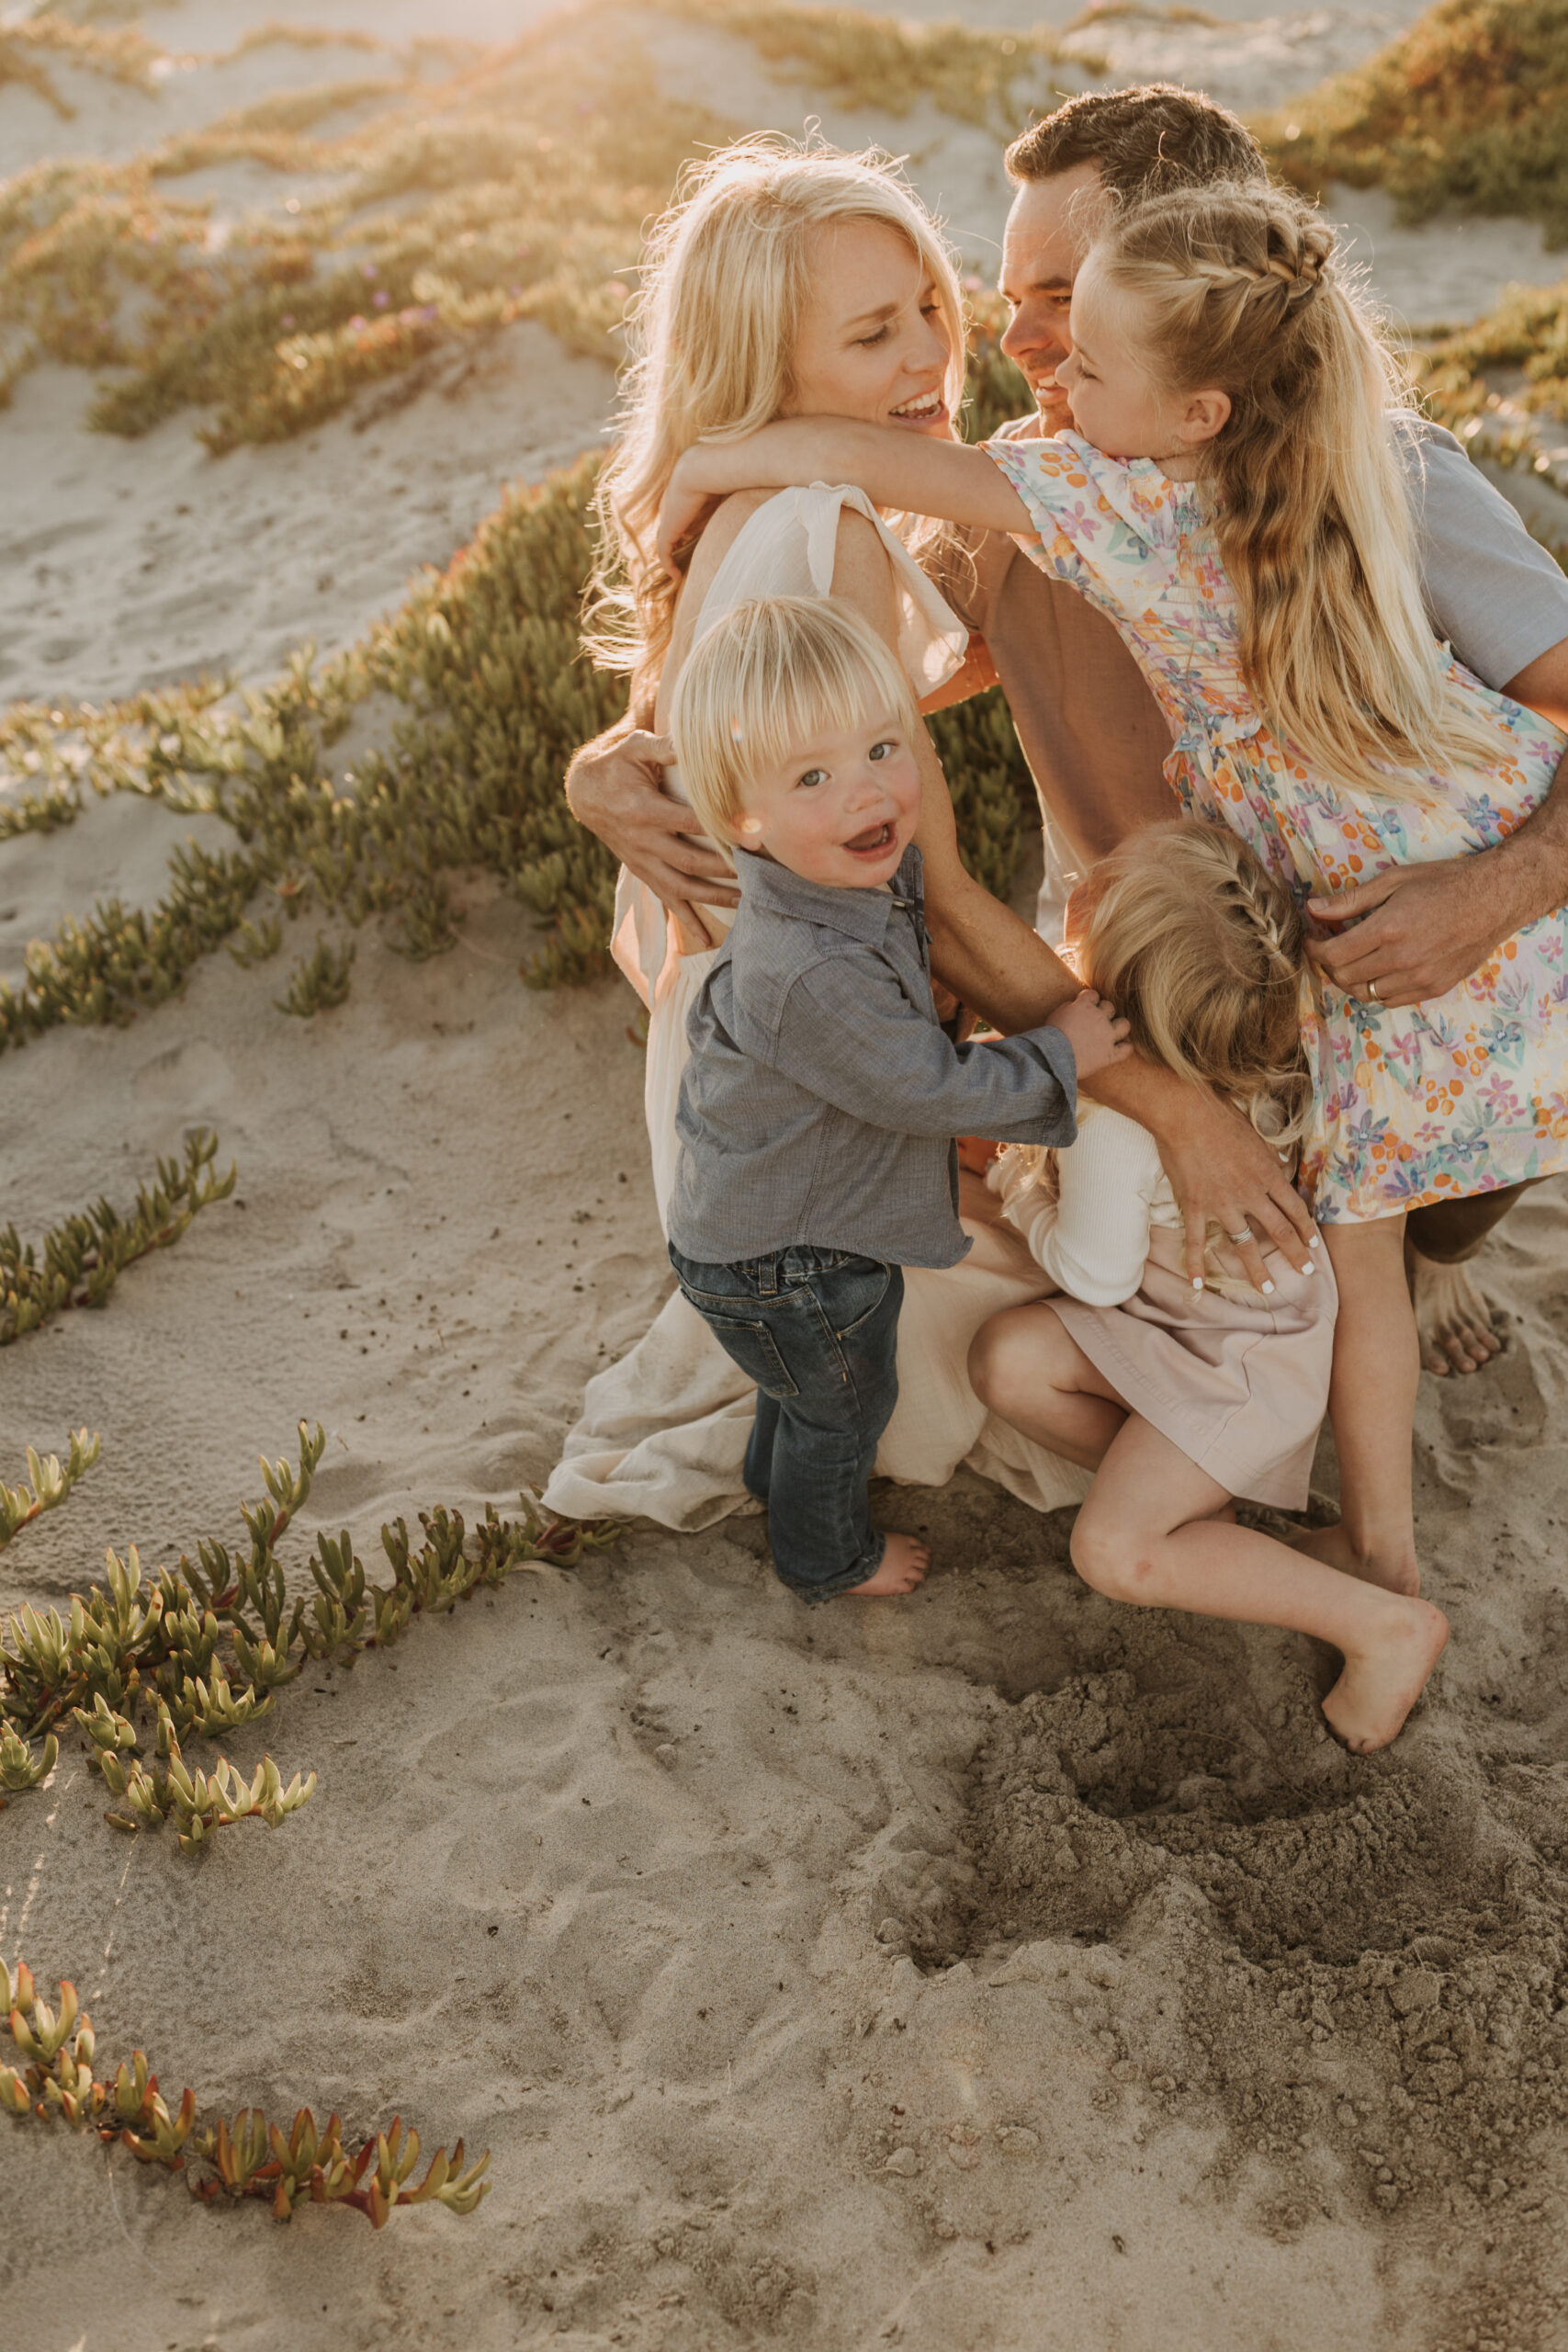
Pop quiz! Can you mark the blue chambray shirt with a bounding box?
[667,844,1078,1270]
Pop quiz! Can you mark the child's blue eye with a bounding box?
[868,740,895,762]
[795,767,828,790]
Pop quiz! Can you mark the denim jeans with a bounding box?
[668,1242,904,1601]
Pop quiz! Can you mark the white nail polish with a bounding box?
[1261,1280,1276,1295]
[1308,1233,1321,1248]
[1302,1261,1315,1275]
[1191,1276,1203,1291]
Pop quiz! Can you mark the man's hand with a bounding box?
[1089,1059,1318,1289]
[1046,987,1131,1081]
[1306,849,1531,1007]
[566,721,739,946]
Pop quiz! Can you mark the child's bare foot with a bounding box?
[1291,1521,1420,1598]
[1322,1598,1449,1753]
[1409,1250,1503,1377]
[848,1534,930,1597]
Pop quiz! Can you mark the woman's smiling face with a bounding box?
[784,219,955,437]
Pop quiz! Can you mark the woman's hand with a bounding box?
[1155,1084,1318,1288]
[659,449,739,577]
[1084,1052,1317,1285]
[1046,988,1131,1080]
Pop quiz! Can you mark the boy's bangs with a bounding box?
[747,637,907,778]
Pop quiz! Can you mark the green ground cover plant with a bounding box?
[0,6,724,435]
[3,1956,491,2224]
[1,1130,234,1341]
[655,0,1086,131]
[0,1429,99,1548]
[0,1419,621,1849]
[1261,0,1568,246]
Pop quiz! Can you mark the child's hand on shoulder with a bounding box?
[1047,988,1131,1079]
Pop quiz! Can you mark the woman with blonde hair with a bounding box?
[655,175,1568,1623]
[547,134,1109,1532]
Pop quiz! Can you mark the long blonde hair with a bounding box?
[1005,823,1309,1236]
[669,595,920,856]
[584,135,967,691]
[1095,181,1499,797]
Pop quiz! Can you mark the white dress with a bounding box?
[543,484,1090,1531]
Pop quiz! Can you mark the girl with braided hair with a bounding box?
[658,177,1568,1726]
[970,821,1446,1753]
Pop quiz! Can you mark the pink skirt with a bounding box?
[1049,1227,1337,1510]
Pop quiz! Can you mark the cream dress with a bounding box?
[542,483,1091,1530]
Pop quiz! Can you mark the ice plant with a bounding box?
[1,1134,234,1342]
[1,1420,620,1848]
[0,1959,490,2225]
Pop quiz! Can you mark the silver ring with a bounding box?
[1226,1227,1252,1244]
[1367,978,1381,1001]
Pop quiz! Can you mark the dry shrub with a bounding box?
[1261,0,1568,246]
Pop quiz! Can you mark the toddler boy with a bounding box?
[666,594,1128,1601]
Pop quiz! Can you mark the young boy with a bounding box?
[664,594,1129,1603]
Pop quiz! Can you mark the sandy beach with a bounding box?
[5,6,1568,2349]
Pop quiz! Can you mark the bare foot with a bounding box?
[847,1533,930,1598]
[1291,1520,1420,1599]
[1408,1249,1503,1377]
[1322,1599,1449,1754]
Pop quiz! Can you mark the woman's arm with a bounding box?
[658,420,1029,572]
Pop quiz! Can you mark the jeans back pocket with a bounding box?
[674,1284,799,1398]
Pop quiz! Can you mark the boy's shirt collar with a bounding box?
[732,842,924,944]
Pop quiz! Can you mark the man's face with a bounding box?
[998,164,1110,433]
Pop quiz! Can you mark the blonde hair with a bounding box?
[1092,181,1499,798]
[669,595,919,854]
[1084,822,1308,1146]
[584,134,967,691]
[1005,824,1309,1252]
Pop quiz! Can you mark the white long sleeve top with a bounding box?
[987,1102,1179,1306]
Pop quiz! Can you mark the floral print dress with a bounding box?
[988,433,1568,1224]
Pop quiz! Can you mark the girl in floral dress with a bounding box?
[659,178,1568,1625]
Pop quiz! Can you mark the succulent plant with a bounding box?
[1,1957,489,2224]
[1,1134,235,1343]
[275,936,355,1016]
[2,1420,620,1849]
[0,1428,99,1547]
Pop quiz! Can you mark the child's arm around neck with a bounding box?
[658,422,1031,575]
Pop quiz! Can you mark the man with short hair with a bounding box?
[568,83,1568,1374]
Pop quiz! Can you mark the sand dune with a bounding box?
[5,8,1568,2350]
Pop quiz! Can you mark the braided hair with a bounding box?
[998,822,1310,1251]
[1092,182,1500,799]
